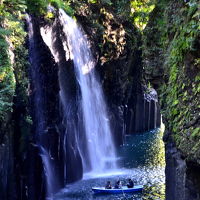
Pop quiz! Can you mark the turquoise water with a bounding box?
[53,129,165,200]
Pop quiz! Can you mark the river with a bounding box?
[52,128,165,200]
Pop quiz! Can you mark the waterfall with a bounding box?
[148,100,151,131]
[143,97,146,131]
[59,9,117,172]
[154,101,157,129]
[40,147,55,198]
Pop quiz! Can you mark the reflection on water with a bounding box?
[53,128,165,200]
[119,128,165,168]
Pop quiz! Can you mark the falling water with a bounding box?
[40,147,55,198]
[154,101,157,129]
[59,9,117,172]
[143,96,146,131]
[148,100,151,131]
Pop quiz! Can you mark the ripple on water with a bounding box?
[53,167,165,200]
[53,128,165,200]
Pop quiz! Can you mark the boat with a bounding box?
[92,185,143,194]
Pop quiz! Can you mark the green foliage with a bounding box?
[0,0,29,123]
[26,0,74,16]
[0,0,26,15]
[0,32,15,122]
[130,0,155,30]
[191,128,200,139]
[112,0,130,17]
[49,0,74,16]
[100,0,112,6]
[0,9,16,122]
[143,0,200,161]
[26,0,47,15]
[88,0,97,3]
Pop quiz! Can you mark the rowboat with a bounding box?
[92,185,143,194]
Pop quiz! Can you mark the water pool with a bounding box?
[53,128,165,200]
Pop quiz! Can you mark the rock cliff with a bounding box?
[0,1,162,199]
[143,0,200,199]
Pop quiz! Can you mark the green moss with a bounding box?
[130,0,156,30]
[26,0,47,15]
[88,0,97,3]
[143,0,200,162]
[50,0,74,16]
[191,128,200,139]
[0,0,30,126]
[0,29,15,122]
[26,0,74,17]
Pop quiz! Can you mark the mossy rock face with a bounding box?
[26,0,142,109]
[31,0,142,106]
[71,0,139,62]
[70,0,142,106]
[0,2,31,198]
[143,0,200,163]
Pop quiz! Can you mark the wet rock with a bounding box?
[143,0,200,198]
[165,134,200,200]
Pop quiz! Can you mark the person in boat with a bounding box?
[105,181,112,189]
[127,178,134,188]
[114,180,122,189]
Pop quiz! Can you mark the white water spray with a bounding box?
[40,147,55,198]
[59,9,117,173]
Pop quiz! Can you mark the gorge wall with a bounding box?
[143,0,200,199]
[70,1,161,143]
[0,1,161,199]
[2,0,199,199]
